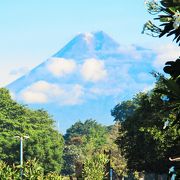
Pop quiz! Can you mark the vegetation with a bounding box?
[0,0,179,178]
[82,153,108,180]
[112,80,180,173]
[0,159,66,179]
[62,119,127,178]
[143,0,180,140]
[0,88,64,173]
[62,119,108,176]
[110,0,180,177]
[142,0,180,44]
[0,89,127,178]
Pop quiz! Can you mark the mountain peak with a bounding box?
[53,31,120,59]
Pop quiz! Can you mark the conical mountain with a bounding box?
[7,31,155,133]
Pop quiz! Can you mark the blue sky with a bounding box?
[0,0,178,87]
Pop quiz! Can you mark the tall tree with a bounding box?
[112,84,179,173]
[0,88,64,173]
[62,119,108,176]
[143,0,180,128]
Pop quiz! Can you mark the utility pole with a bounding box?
[108,150,112,180]
[20,136,23,179]
[104,150,112,180]
[15,135,29,179]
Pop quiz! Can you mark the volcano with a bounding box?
[7,31,155,133]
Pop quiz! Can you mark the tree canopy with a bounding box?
[62,119,127,177]
[112,80,180,173]
[0,88,64,173]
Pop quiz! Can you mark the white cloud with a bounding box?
[152,44,180,68]
[46,58,77,77]
[19,81,84,105]
[81,58,107,82]
[19,81,64,103]
[21,91,48,103]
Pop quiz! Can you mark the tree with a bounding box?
[61,145,83,176]
[113,0,180,176]
[82,153,108,180]
[111,101,136,122]
[103,122,128,177]
[112,85,179,173]
[0,88,64,173]
[143,0,180,128]
[62,119,108,176]
[63,119,128,177]
[0,159,66,179]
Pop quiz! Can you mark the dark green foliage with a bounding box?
[163,58,180,80]
[64,119,107,148]
[82,153,108,180]
[0,159,65,179]
[61,145,83,176]
[0,88,64,173]
[154,60,180,128]
[161,0,180,7]
[112,85,180,173]
[143,0,180,45]
[62,119,127,177]
[111,100,136,122]
[143,0,180,128]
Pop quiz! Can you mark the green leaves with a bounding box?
[113,84,179,173]
[0,159,66,179]
[23,159,44,180]
[0,88,64,173]
[163,78,180,97]
[82,153,108,180]
[62,119,108,176]
[163,58,180,79]
[143,0,180,45]
[0,161,19,180]
[153,69,180,128]
[111,100,136,122]
[161,0,180,7]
